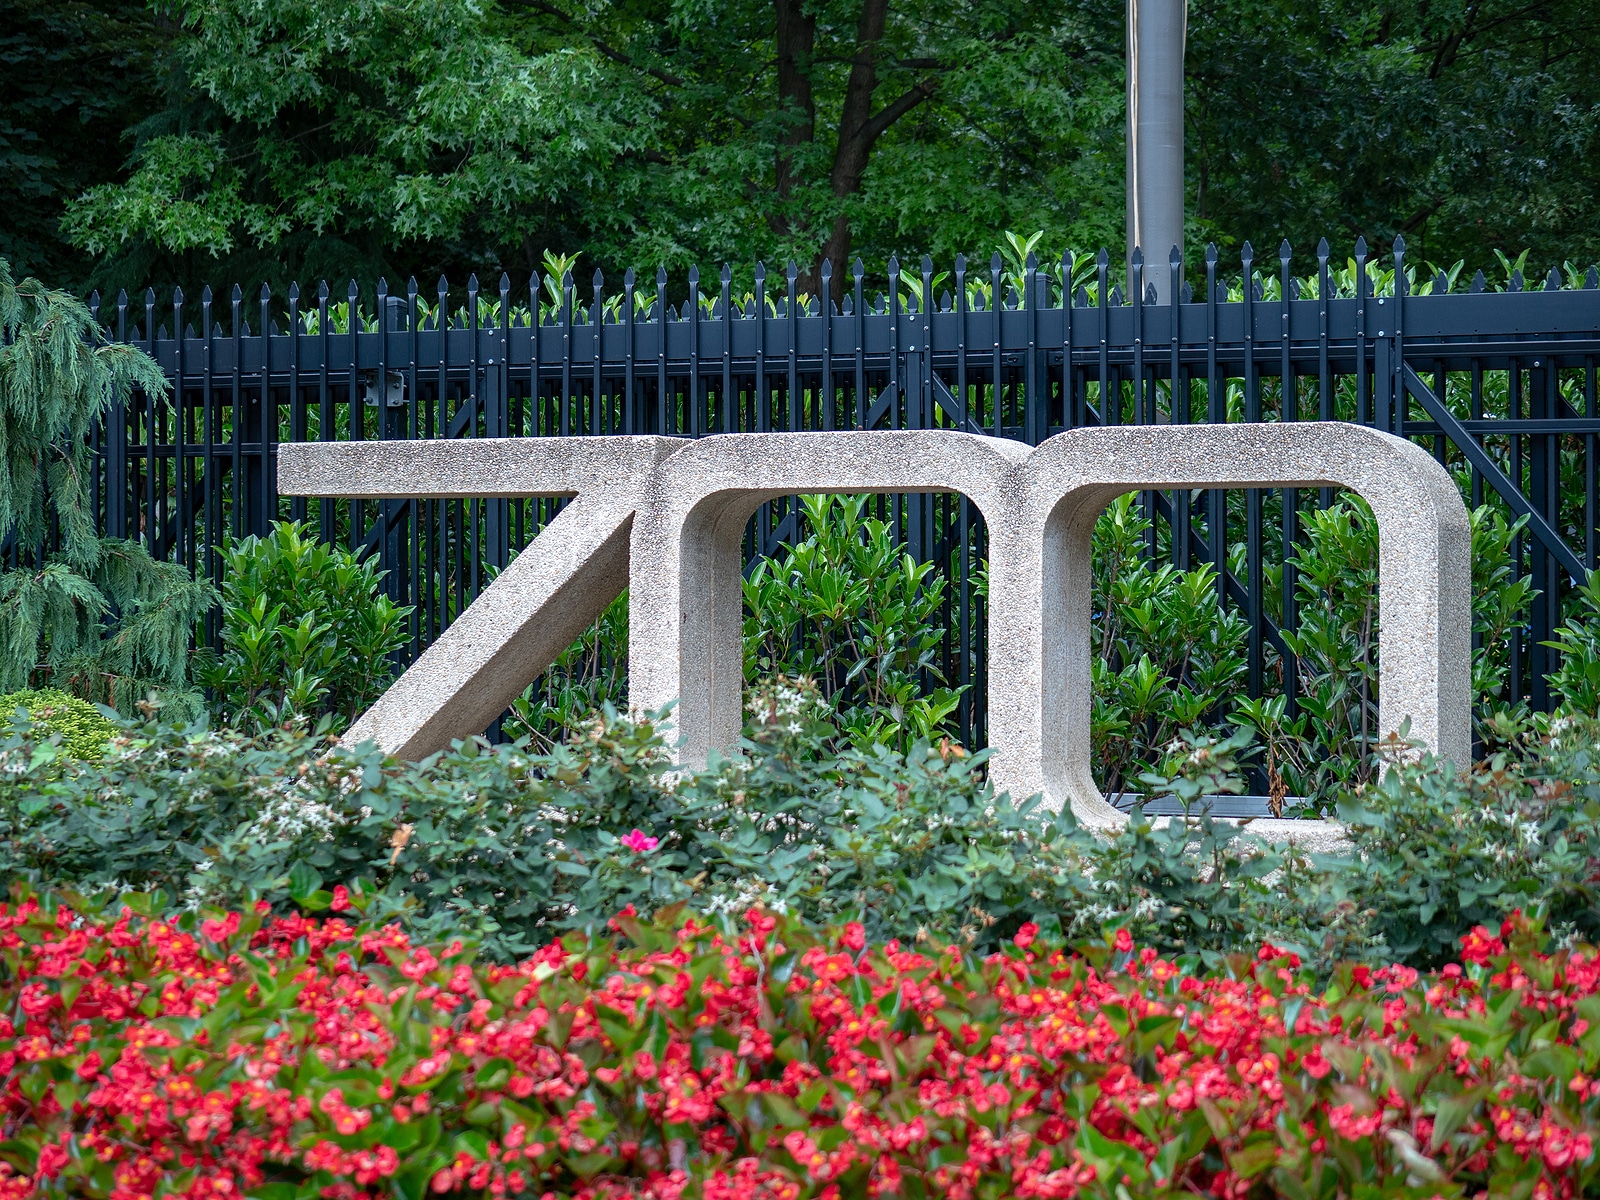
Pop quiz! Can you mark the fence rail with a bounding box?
[86,238,1600,748]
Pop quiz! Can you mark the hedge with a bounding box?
[0,894,1597,1200]
[10,697,1600,971]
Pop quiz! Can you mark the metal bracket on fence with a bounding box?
[862,374,985,435]
[861,382,897,429]
[931,376,986,435]
[1401,363,1587,584]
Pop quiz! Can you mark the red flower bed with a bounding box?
[0,894,1597,1200]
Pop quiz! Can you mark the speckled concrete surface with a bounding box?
[626,430,1031,767]
[279,423,1466,852]
[278,436,683,759]
[984,422,1469,835]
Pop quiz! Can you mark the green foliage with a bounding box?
[1472,506,1536,710]
[13,689,1600,972]
[743,494,961,749]
[58,0,652,291]
[204,521,412,728]
[1090,494,1248,796]
[52,0,1118,288]
[510,495,963,752]
[1219,496,1529,807]
[1252,497,1384,798]
[0,259,216,715]
[0,0,167,283]
[1086,490,1535,806]
[1306,719,1600,969]
[1135,725,1253,813]
[503,487,1542,808]
[504,591,627,750]
[1544,570,1600,715]
[1187,0,1600,269]
[12,0,1597,299]
[0,683,1251,959]
[0,687,115,760]
[0,261,157,567]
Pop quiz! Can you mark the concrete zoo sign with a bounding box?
[278,423,1469,837]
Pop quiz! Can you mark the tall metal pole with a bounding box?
[1127,0,1186,301]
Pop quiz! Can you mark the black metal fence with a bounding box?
[88,237,1600,745]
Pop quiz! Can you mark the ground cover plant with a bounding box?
[1,895,1599,1200]
[5,683,1600,974]
[0,689,113,762]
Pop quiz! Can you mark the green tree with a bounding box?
[1187,0,1600,268]
[0,0,168,283]
[57,0,656,294]
[59,0,1125,293]
[0,258,215,714]
[10,0,1600,291]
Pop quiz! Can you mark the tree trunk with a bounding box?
[773,0,816,207]
[769,0,937,302]
[818,0,936,301]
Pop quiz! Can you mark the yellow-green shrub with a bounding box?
[0,687,115,760]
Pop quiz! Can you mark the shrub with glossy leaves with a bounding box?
[204,521,412,729]
[742,494,962,751]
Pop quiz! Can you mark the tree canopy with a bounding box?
[4,0,1598,293]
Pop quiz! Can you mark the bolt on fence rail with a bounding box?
[74,236,1600,749]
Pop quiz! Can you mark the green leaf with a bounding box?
[756,1093,808,1129]
[288,862,323,901]
[475,1058,513,1090]
[1227,1137,1279,1180]
[797,1080,830,1112]
[1521,1045,1579,1082]
[1430,1086,1487,1150]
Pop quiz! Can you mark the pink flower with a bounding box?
[36,1143,68,1179]
[1301,1045,1332,1079]
[621,829,659,853]
[200,912,240,942]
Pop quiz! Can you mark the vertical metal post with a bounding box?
[489,274,510,572]
[1127,0,1186,300]
[688,266,702,435]
[258,282,274,537]
[1242,242,1262,699]
[1204,246,1224,605]
[317,282,333,545]
[1279,240,1298,715]
[106,299,129,542]
[821,259,835,430]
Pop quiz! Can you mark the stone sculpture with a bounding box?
[279,422,1470,838]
